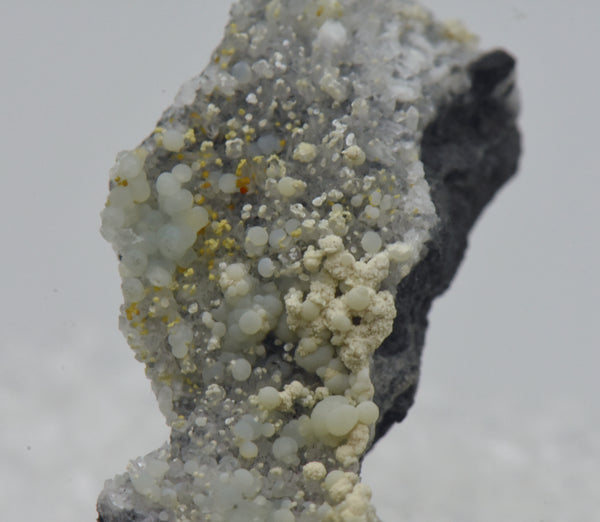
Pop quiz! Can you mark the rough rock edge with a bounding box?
[372,49,521,444]
[97,49,520,521]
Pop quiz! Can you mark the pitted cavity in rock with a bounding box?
[98,1,488,521]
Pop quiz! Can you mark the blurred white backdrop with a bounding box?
[0,1,598,521]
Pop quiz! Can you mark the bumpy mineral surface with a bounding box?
[98,0,519,521]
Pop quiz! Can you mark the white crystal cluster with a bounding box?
[100,0,477,520]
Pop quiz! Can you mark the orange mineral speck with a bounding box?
[126,304,140,321]
[240,186,249,195]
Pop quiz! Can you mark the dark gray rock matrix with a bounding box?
[373,49,520,443]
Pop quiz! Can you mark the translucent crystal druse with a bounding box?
[100,0,476,520]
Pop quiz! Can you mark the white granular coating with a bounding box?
[100,0,478,520]
[292,142,318,163]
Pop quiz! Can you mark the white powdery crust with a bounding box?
[99,0,478,520]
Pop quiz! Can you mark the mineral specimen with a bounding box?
[98,0,519,520]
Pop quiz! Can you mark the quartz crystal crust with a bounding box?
[98,1,519,521]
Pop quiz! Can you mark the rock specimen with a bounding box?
[98,0,519,520]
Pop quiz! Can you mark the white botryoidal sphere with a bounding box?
[277,177,296,197]
[231,358,252,381]
[162,129,185,152]
[145,263,172,288]
[129,175,151,203]
[256,134,282,155]
[380,194,393,210]
[344,286,370,311]
[226,263,247,281]
[269,228,286,249]
[232,420,254,440]
[156,172,180,196]
[157,223,196,260]
[329,311,352,332]
[176,205,209,232]
[172,163,193,182]
[168,323,193,359]
[295,344,334,373]
[310,395,349,445]
[326,404,358,437]
[324,470,345,490]
[122,277,145,303]
[246,226,269,246]
[272,436,298,463]
[387,242,414,263]
[257,258,275,278]
[231,468,256,497]
[108,186,134,209]
[121,248,148,277]
[161,189,194,216]
[101,206,125,230]
[361,230,382,253]
[113,151,143,180]
[300,300,320,321]
[257,386,281,410]
[262,423,276,437]
[284,219,301,234]
[356,400,379,425]
[315,19,348,50]
[231,61,253,84]
[273,508,295,522]
[350,194,364,207]
[364,205,380,219]
[218,173,238,194]
[239,440,258,459]
[212,321,227,338]
[238,310,262,335]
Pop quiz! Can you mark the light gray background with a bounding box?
[1,1,598,520]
